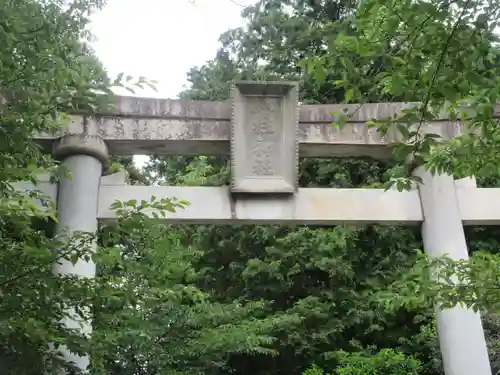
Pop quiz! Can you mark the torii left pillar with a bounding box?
[52,134,108,372]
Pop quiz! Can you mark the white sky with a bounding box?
[90,0,252,99]
[91,0,252,167]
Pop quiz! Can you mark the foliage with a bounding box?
[0,186,95,374]
[148,3,439,373]
[109,156,149,185]
[375,251,500,314]
[147,156,440,375]
[299,0,500,318]
[304,0,500,181]
[91,197,302,375]
[1,0,305,373]
[373,249,500,372]
[6,0,499,374]
[0,0,106,372]
[302,348,422,375]
[0,0,151,373]
[484,314,500,373]
[334,348,421,375]
[145,1,500,374]
[180,0,358,103]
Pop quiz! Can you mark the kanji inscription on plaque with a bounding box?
[230,81,298,193]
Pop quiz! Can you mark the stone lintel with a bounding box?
[35,99,467,159]
[11,176,58,214]
[96,185,500,225]
[457,187,500,225]
[101,171,127,186]
[35,116,460,159]
[230,81,298,193]
[11,181,500,226]
[98,186,423,225]
[93,95,500,122]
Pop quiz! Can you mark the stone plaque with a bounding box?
[231,81,298,193]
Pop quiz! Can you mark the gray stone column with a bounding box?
[414,167,491,375]
[52,134,108,372]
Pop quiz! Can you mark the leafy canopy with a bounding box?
[0,0,150,373]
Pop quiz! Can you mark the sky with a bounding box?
[90,0,253,167]
[90,0,252,99]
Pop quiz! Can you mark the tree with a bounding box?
[304,0,500,180]
[0,1,155,373]
[146,0,500,374]
[90,198,302,375]
[1,2,306,375]
[301,0,500,316]
[145,2,464,375]
[0,0,113,373]
[304,348,422,375]
[299,0,500,371]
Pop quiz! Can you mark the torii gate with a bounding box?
[22,81,497,375]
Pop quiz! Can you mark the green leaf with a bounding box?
[344,88,354,103]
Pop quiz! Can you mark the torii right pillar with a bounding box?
[414,167,492,375]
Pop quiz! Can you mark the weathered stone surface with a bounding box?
[11,173,58,213]
[92,96,500,121]
[95,185,500,225]
[97,186,424,225]
[457,187,500,225]
[53,134,108,165]
[12,178,500,226]
[35,96,483,158]
[27,88,500,375]
[101,171,127,186]
[230,81,298,193]
[414,168,492,375]
[54,153,103,372]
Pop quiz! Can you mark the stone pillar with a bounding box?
[414,167,491,375]
[52,134,108,372]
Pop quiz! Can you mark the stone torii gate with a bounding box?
[23,81,498,375]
